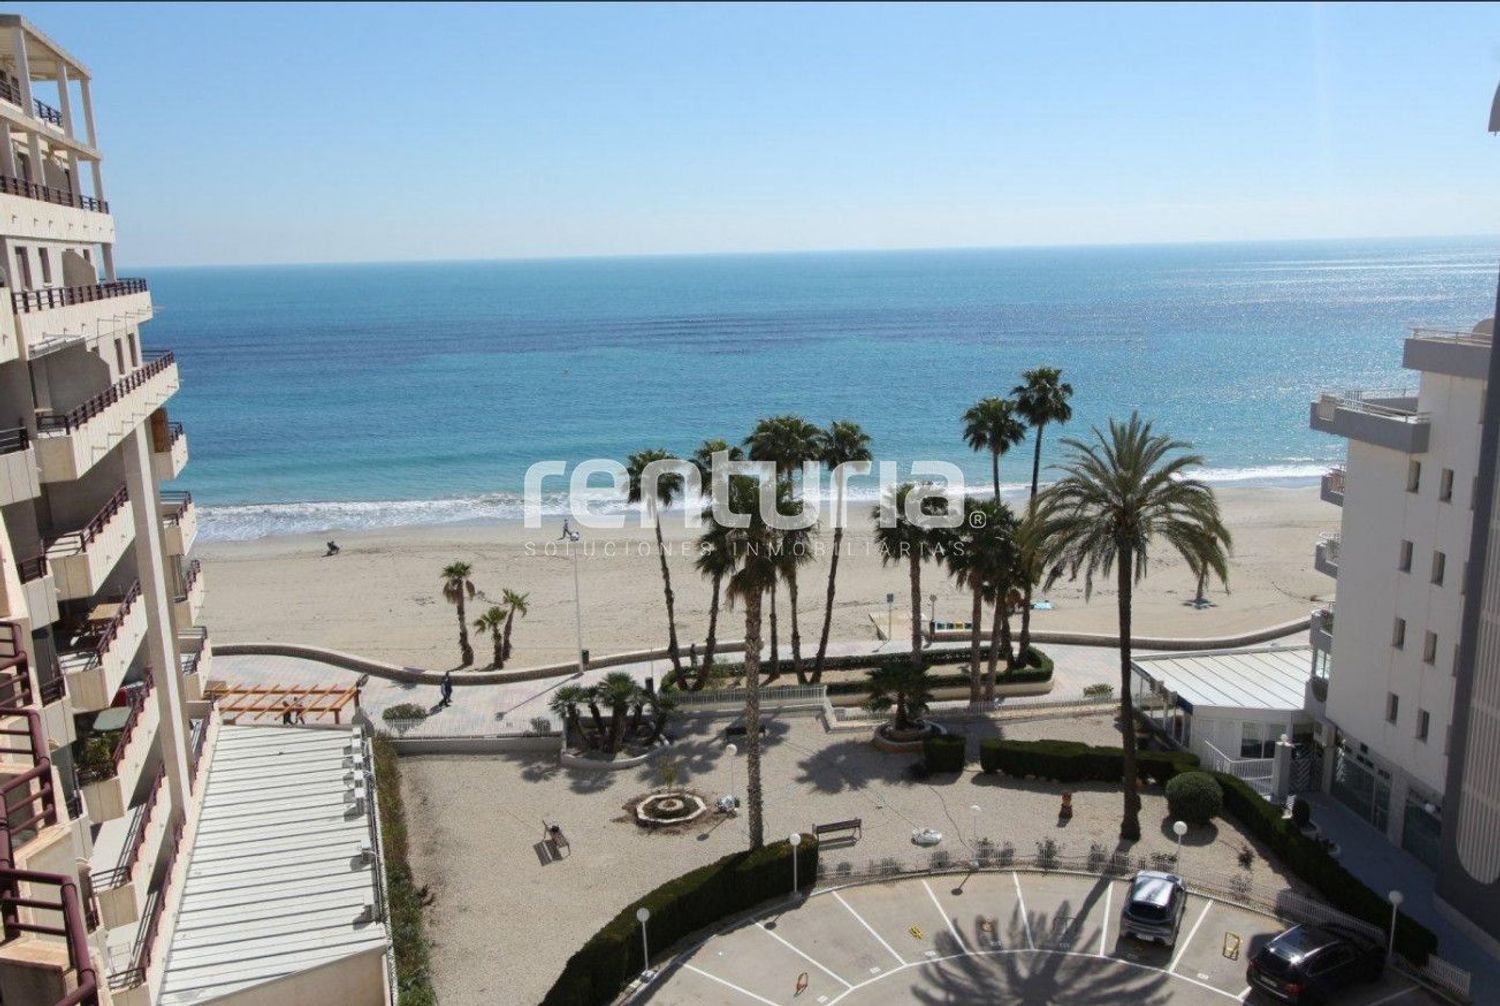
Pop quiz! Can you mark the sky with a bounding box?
[14,2,1500,267]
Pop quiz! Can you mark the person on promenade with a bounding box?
[439,669,454,708]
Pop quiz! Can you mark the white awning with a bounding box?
[1131,645,1313,715]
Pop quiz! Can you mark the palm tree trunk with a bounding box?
[696,573,723,690]
[986,599,1002,704]
[493,630,503,670]
[586,702,606,748]
[908,554,924,671]
[502,610,516,661]
[968,588,983,705]
[627,700,646,738]
[655,523,683,673]
[456,596,473,666]
[566,709,583,743]
[1018,423,1045,659]
[767,588,781,682]
[608,700,629,753]
[992,449,1000,500]
[744,588,765,850]
[813,525,844,683]
[788,568,805,685]
[999,603,1015,669]
[1117,549,1142,841]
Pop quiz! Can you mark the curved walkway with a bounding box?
[634,871,1436,1005]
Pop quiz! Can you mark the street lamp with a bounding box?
[970,804,982,867]
[886,592,895,642]
[567,529,586,673]
[637,906,655,980]
[929,592,938,635]
[1387,890,1404,964]
[1173,820,1188,869]
[789,833,803,898]
[725,743,738,814]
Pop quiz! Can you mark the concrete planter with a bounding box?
[871,720,946,754]
[635,792,708,828]
[560,736,671,771]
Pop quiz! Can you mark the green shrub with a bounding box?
[976,738,1198,784]
[1291,796,1311,830]
[1165,772,1223,825]
[382,702,429,724]
[923,735,966,774]
[372,735,436,1006]
[1082,682,1112,700]
[666,648,1053,695]
[541,838,819,1006]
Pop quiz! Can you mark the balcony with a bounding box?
[1314,533,1340,579]
[78,673,159,824]
[178,627,210,704]
[90,768,170,931]
[150,421,187,482]
[1309,389,1430,454]
[0,173,115,248]
[1310,604,1334,653]
[57,581,145,713]
[173,560,204,629]
[1320,466,1345,507]
[0,76,64,128]
[105,816,180,1004]
[0,174,108,213]
[11,278,152,359]
[34,351,179,483]
[0,426,38,506]
[159,492,196,556]
[1403,325,1491,381]
[43,485,134,601]
[10,554,58,628]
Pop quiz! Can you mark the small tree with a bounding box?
[440,562,477,666]
[473,606,508,669]
[1165,771,1224,826]
[866,662,934,732]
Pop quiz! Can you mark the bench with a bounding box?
[543,821,570,860]
[813,818,862,845]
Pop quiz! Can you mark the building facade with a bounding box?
[0,14,209,1005]
[1307,320,1491,871]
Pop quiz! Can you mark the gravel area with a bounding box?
[401,712,1299,1006]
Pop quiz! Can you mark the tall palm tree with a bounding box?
[693,510,738,689]
[871,483,947,672]
[691,437,744,490]
[948,498,1022,705]
[812,420,872,682]
[473,605,508,669]
[721,475,778,850]
[440,562,477,666]
[745,415,822,681]
[627,448,687,674]
[500,589,530,661]
[1032,413,1230,841]
[866,662,934,732]
[773,514,816,684]
[596,671,641,754]
[962,397,1026,499]
[1013,366,1074,657]
[549,684,589,747]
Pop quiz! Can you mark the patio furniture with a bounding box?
[544,821,570,859]
[813,818,862,844]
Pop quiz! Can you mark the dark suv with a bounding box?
[1246,923,1383,1003]
[1119,871,1189,946]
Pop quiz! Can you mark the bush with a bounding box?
[1082,682,1112,700]
[372,735,436,1006]
[977,739,1198,784]
[1291,796,1311,830]
[383,702,429,724]
[1165,772,1223,825]
[541,838,819,1006]
[923,735,966,774]
[668,647,1054,695]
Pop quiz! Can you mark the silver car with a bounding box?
[1119,870,1189,946]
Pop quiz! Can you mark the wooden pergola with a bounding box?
[203,683,361,724]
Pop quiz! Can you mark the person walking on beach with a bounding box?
[559,519,572,541]
[439,669,454,709]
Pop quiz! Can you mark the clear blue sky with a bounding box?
[15,2,1500,266]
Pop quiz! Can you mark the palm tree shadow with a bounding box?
[794,737,924,794]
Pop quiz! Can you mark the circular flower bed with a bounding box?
[635,792,709,829]
[872,720,944,753]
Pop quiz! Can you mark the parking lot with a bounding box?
[634,871,1442,1005]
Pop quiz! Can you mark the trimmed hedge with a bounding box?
[923,735,966,773]
[541,838,819,1006]
[665,647,1053,694]
[1165,771,1223,825]
[372,735,436,1006]
[978,739,1198,784]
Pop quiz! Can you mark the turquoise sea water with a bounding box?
[141,238,1498,540]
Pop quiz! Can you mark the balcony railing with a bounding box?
[0,426,28,456]
[179,559,202,597]
[160,491,192,525]
[0,174,108,214]
[0,77,65,128]
[0,622,30,712]
[60,581,142,674]
[44,485,128,556]
[1409,326,1492,346]
[0,863,98,1006]
[180,627,207,679]
[0,710,59,840]
[35,351,174,435]
[12,278,148,315]
[1325,466,1345,494]
[1318,532,1341,561]
[106,818,181,992]
[16,554,47,583]
[1316,389,1428,423]
[76,672,154,787]
[92,768,164,890]
[152,421,184,454]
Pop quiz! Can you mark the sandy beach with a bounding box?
[198,485,1333,670]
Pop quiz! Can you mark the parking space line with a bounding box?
[1012,871,1035,950]
[1238,987,1252,1002]
[1363,986,1418,1005]
[1099,883,1113,957]
[832,890,906,966]
[682,963,782,1005]
[920,879,968,951]
[1169,901,1214,974]
[754,922,854,989]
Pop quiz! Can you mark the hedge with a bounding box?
[970,738,1439,964]
[541,838,819,1006]
[1165,771,1223,825]
[978,739,1198,784]
[371,735,436,1006]
[665,647,1053,694]
[923,735,966,773]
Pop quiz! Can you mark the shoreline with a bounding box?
[199,484,1334,672]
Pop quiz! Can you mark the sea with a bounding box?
[140,237,1498,541]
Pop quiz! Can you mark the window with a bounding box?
[1440,468,1454,503]
[1393,618,1406,648]
[1399,540,1413,572]
[1424,631,1438,664]
[1407,460,1422,493]
[112,338,124,373]
[1432,551,1446,585]
[1417,709,1430,742]
[37,248,50,285]
[1387,693,1400,724]
[127,333,138,367]
[13,246,30,289]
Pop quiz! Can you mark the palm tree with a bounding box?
[1032,412,1230,841]
[947,498,1022,705]
[549,685,589,747]
[721,475,778,850]
[962,397,1027,499]
[871,483,947,671]
[693,511,738,689]
[440,562,477,666]
[472,605,508,669]
[745,415,823,681]
[691,437,744,490]
[812,420,872,682]
[500,589,530,661]
[596,671,641,754]
[627,449,687,674]
[866,662,934,732]
[1013,366,1074,657]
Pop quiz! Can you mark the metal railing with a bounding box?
[0,174,108,213]
[0,710,59,842]
[1324,465,1345,493]
[35,350,175,435]
[178,559,202,599]
[1409,326,1492,346]
[44,485,128,556]
[1200,738,1274,785]
[0,861,99,1006]
[0,77,65,128]
[60,581,142,676]
[107,817,182,991]
[160,491,193,525]
[16,554,47,583]
[12,277,148,315]
[152,420,184,454]
[0,622,30,712]
[77,671,155,786]
[1318,531,1341,561]
[1316,389,1429,423]
[92,768,164,890]
[0,426,28,456]
[180,627,208,678]
[187,715,210,790]
[672,683,828,707]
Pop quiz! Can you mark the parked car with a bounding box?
[1119,871,1189,945]
[1246,923,1384,1003]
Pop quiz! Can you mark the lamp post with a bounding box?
[1173,820,1188,870]
[725,743,738,814]
[1387,890,1404,964]
[929,592,938,635]
[789,833,802,898]
[970,804,982,867]
[637,906,654,980]
[886,592,895,642]
[567,529,586,673]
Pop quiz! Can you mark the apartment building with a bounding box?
[1306,320,1491,871]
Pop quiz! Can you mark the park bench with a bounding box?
[543,821,570,860]
[813,818,862,845]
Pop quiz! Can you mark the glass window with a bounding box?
[1440,468,1454,502]
[1399,541,1413,572]
[1387,693,1400,724]
[1407,460,1422,493]
[1424,631,1438,664]
[1432,551,1445,585]
[1393,618,1406,649]
[1417,709,1430,742]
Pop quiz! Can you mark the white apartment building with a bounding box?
[1307,319,1491,870]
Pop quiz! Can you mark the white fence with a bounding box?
[1201,739,1274,796]
[671,683,830,715]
